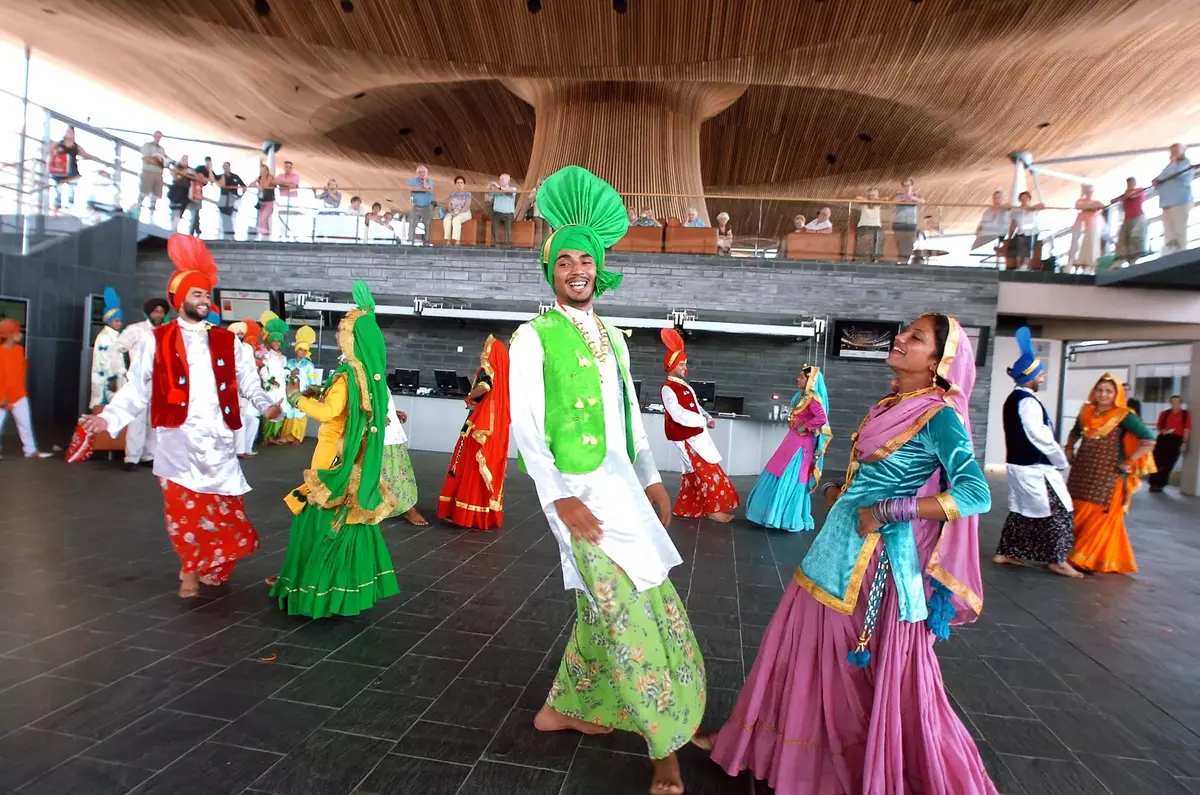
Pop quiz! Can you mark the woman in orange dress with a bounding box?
[438,336,511,530]
[1065,374,1156,573]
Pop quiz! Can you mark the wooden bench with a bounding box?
[615,226,664,253]
[782,230,845,260]
[665,226,717,255]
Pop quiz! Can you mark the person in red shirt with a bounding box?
[1149,395,1191,492]
[0,318,54,459]
[1113,177,1147,266]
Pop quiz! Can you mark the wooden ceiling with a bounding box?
[6,0,1200,229]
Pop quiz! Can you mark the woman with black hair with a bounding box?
[701,313,999,795]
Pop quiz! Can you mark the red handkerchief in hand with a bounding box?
[65,422,94,463]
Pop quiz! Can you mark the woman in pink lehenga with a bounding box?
[698,313,998,795]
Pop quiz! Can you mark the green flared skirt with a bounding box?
[382,443,418,517]
[269,504,400,619]
[261,418,284,441]
[548,541,707,759]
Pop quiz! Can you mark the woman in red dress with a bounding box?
[438,335,511,530]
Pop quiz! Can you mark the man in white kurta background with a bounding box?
[993,327,1082,578]
[89,288,125,410]
[116,297,169,470]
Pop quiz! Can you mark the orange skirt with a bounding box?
[1068,482,1137,574]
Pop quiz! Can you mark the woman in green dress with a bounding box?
[269,281,400,618]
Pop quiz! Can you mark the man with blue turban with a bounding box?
[993,327,1082,578]
[89,287,126,409]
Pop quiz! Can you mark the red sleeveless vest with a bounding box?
[663,379,703,442]
[151,322,242,430]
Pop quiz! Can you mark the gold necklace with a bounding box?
[569,311,611,364]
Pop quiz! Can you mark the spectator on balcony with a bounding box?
[628,206,639,224]
[443,175,473,245]
[1113,177,1147,266]
[366,202,383,225]
[1068,184,1105,273]
[276,161,300,210]
[250,162,277,240]
[49,126,94,213]
[216,162,246,240]
[488,173,519,247]
[407,164,435,245]
[168,155,205,235]
[892,177,925,264]
[187,157,217,237]
[631,208,661,228]
[716,212,734,255]
[804,206,834,233]
[530,176,547,247]
[349,196,364,215]
[685,208,707,227]
[855,188,883,261]
[133,130,169,220]
[314,179,342,213]
[1152,143,1195,254]
[975,190,1010,251]
[1008,191,1045,271]
[793,214,807,232]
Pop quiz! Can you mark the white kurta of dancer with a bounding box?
[384,405,408,446]
[235,340,261,456]
[90,325,126,407]
[660,378,721,472]
[118,319,160,463]
[260,349,288,404]
[117,319,155,361]
[510,305,682,596]
[1007,387,1072,517]
[101,318,277,495]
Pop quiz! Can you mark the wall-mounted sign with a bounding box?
[216,289,272,323]
[829,319,901,361]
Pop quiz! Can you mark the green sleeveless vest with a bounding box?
[526,310,636,475]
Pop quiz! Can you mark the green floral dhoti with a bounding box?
[382,444,418,517]
[548,541,707,759]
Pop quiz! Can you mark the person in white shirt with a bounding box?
[226,320,262,459]
[133,130,169,220]
[993,327,1082,578]
[975,190,1011,251]
[804,206,834,233]
[90,288,125,410]
[79,236,282,599]
[659,329,739,522]
[855,188,883,261]
[1007,191,1045,271]
[116,297,169,470]
[509,166,705,795]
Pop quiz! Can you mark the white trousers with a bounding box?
[1069,224,1100,269]
[124,411,156,463]
[235,402,260,456]
[0,397,38,456]
[1162,204,1191,252]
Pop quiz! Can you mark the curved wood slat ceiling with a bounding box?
[5,0,1200,230]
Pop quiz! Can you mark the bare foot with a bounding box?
[650,753,684,795]
[198,575,220,586]
[404,507,430,527]
[1049,562,1085,579]
[264,576,279,587]
[178,571,200,599]
[689,732,713,751]
[993,555,1024,567]
[707,512,735,523]
[533,704,613,735]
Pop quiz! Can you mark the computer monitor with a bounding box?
[458,376,473,395]
[434,369,460,393]
[692,380,716,410]
[632,380,643,407]
[395,369,420,391]
[714,395,744,415]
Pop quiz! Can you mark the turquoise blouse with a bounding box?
[798,408,991,624]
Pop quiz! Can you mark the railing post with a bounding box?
[15,44,31,219]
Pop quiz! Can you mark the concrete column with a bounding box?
[1181,342,1200,496]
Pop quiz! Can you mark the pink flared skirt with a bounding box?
[711,567,998,795]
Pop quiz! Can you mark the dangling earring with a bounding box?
[930,369,937,386]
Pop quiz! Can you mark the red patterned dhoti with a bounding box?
[159,478,259,584]
[674,444,741,518]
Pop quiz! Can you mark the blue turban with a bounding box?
[1007,327,1044,384]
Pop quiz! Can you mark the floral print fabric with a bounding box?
[548,541,706,759]
[382,443,419,516]
[674,445,740,518]
[160,477,258,583]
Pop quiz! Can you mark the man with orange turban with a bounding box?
[660,328,739,522]
[0,318,54,459]
[79,235,283,599]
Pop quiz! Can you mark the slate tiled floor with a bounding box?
[1,444,1198,794]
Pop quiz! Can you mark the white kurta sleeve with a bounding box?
[236,338,276,414]
[629,388,663,490]
[660,385,706,428]
[508,324,573,509]
[1019,397,1068,469]
[101,334,155,435]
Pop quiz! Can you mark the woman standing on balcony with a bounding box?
[49,126,94,213]
[744,365,831,533]
[1064,375,1155,573]
[1068,184,1105,273]
[891,177,925,264]
[251,163,277,240]
[699,313,998,795]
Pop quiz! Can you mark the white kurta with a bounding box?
[101,318,277,495]
[510,305,681,597]
[1007,387,1073,517]
[660,377,721,471]
[116,319,156,362]
[384,405,408,447]
[260,349,288,405]
[117,319,160,463]
[90,325,126,407]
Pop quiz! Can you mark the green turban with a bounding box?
[264,317,289,344]
[536,165,629,297]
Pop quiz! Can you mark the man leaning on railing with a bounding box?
[1152,143,1195,254]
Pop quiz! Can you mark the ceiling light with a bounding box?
[825,153,837,165]
[613,0,627,12]
[398,127,412,136]
[341,0,354,10]
[353,91,366,99]
[254,0,271,17]
[234,114,246,121]
[1037,121,1051,128]
[527,0,541,12]
[856,133,872,143]
[433,146,444,156]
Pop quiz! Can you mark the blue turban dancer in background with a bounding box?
[89,287,125,409]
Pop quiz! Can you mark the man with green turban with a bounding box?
[510,165,706,795]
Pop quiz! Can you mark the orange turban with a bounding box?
[166,234,219,310]
[661,328,687,372]
[242,319,262,347]
[0,318,20,340]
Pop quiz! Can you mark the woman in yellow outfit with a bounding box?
[269,283,400,618]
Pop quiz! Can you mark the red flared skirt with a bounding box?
[438,432,506,531]
[160,477,259,584]
[674,444,741,518]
